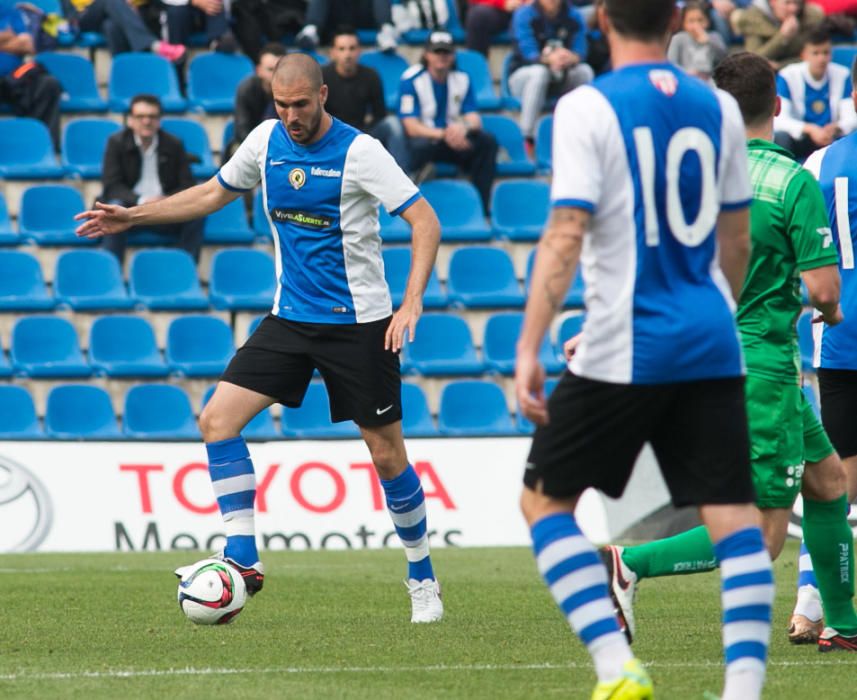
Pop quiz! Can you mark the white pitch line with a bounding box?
[1,659,854,682]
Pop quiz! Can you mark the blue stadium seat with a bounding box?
[187,52,253,113]
[0,251,54,310]
[252,189,272,239]
[802,382,821,418]
[166,315,235,376]
[404,314,484,375]
[54,249,134,310]
[202,385,278,440]
[11,316,91,377]
[129,249,208,309]
[204,198,254,244]
[481,115,535,175]
[222,119,234,155]
[89,315,168,377]
[61,119,120,179]
[797,310,815,371]
[36,52,108,112]
[383,248,447,308]
[483,312,564,375]
[379,205,412,242]
[527,249,585,307]
[19,185,92,246]
[0,193,17,245]
[491,180,549,241]
[123,384,200,439]
[0,349,11,377]
[45,385,121,439]
[281,382,361,438]
[535,115,553,172]
[447,247,524,308]
[832,46,857,69]
[0,118,65,178]
[455,49,502,111]
[401,382,438,437]
[359,50,409,110]
[108,53,187,112]
[438,380,516,436]
[421,180,491,241]
[161,118,217,178]
[0,386,44,439]
[557,313,586,355]
[209,248,277,310]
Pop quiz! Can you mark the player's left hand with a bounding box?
[563,332,582,361]
[74,201,133,239]
[385,299,422,353]
[516,353,549,426]
[813,304,844,327]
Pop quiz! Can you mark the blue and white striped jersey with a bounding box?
[775,62,857,138]
[551,62,751,384]
[218,117,421,324]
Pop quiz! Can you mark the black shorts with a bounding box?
[818,368,857,459]
[221,314,401,427]
[524,373,756,507]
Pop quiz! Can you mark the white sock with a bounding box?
[591,633,633,683]
[793,584,823,622]
[722,664,765,700]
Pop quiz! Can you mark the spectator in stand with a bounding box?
[323,26,410,169]
[230,0,304,63]
[709,0,752,44]
[399,31,498,214]
[668,1,728,82]
[508,0,593,156]
[774,26,857,159]
[65,0,186,60]
[155,0,238,54]
[100,94,203,262]
[465,0,522,56]
[734,0,826,70]
[297,0,398,52]
[0,4,62,149]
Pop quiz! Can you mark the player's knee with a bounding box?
[198,405,237,443]
[804,455,847,501]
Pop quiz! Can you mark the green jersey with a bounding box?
[737,139,839,384]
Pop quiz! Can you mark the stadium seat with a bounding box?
[19,185,92,246]
[202,385,278,440]
[379,205,412,243]
[123,384,200,439]
[252,189,272,239]
[161,118,217,178]
[0,386,44,439]
[0,193,17,245]
[797,310,815,371]
[108,53,187,112]
[0,350,12,377]
[438,380,516,436]
[455,49,502,111]
[209,248,277,310]
[204,197,254,244]
[187,52,254,113]
[527,249,585,307]
[359,50,408,110]
[36,52,108,112]
[129,249,208,309]
[166,315,235,376]
[481,115,535,176]
[404,314,484,375]
[483,312,564,375]
[447,247,524,308]
[401,382,438,437]
[832,46,857,69]
[0,251,54,310]
[535,115,553,172]
[421,180,491,241]
[11,316,91,377]
[382,248,447,308]
[517,378,559,434]
[500,53,521,111]
[0,118,65,178]
[44,385,121,439]
[54,249,134,310]
[802,382,821,418]
[491,180,549,241]
[281,382,361,438]
[61,119,121,179]
[557,313,586,354]
[89,315,168,377]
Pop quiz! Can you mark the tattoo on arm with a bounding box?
[541,208,587,313]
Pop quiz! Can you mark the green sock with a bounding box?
[803,495,857,636]
[620,525,719,580]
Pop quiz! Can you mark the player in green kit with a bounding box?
[598,52,857,653]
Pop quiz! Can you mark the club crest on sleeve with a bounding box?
[288,167,306,190]
[649,69,677,97]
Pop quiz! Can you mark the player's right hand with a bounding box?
[74,202,133,239]
[516,353,549,426]
[563,333,582,361]
[813,304,844,327]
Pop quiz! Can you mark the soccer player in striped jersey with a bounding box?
[515,3,772,699]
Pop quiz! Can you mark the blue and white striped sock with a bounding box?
[797,540,819,589]
[381,465,434,581]
[714,527,774,700]
[207,437,259,568]
[531,513,631,683]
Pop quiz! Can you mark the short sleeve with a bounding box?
[398,77,420,119]
[217,120,274,192]
[716,91,752,210]
[352,134,421,216]
[786,170,840,271]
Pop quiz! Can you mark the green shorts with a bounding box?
[802,391,835,464]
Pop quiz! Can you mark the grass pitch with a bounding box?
[0,541,854,699]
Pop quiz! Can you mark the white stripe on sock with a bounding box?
[399,534,430,562]
[211,474,256,497]
[568,598,616,632]
[537,536,591,574]
[549,563,607,604]
[723,583,775,610]
[222,507,255,522]
[388,501,426,529]
[225,517,255,538]
[723,620,772,648]
[720,550,772,578]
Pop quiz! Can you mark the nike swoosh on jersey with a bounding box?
[376,405,394,415]
[270,160,287,166]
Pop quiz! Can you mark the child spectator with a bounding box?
[668,1,728,81]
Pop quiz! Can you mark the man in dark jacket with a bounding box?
[101,94,202,262]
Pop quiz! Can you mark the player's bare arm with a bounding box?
[385,197,441,352]
[515,206,588,426]
[74,177,242,239]
[715,208,751,302]
[803,263,844,326]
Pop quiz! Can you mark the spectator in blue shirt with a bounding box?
[508,0,594,151]
[399,31,498,214]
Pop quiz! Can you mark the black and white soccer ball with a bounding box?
[176,558,247,625]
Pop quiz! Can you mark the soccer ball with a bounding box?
[176,558,247,625]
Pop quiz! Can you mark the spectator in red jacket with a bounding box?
[465,0,523,56]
